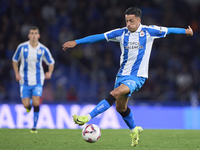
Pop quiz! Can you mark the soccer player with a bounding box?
[62,7,193,146]
[12,26,55,133]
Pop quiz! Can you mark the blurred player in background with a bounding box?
[62,7,193,146]
[12,26,55,133]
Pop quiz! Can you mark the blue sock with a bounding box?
[89,99,111,118]
[33,106,39,128]
[119,107,136,130]
[123,110,136,130]
[33,112,39,128]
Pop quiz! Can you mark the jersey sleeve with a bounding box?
[104,28,125,42]
[146,25,168,39]
[167,28,185,34]
[43,48,55,65]
[12,45,22,62]
[75,34,106,44]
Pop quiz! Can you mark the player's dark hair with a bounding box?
[29,26,40,33]
[125,7,142,18]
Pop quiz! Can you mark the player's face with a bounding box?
[28,29,40,42]
[125,14,141,32]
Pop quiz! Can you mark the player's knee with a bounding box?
[110,89,121,98]
[23,103,30,108]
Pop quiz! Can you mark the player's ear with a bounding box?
[136,17,141,22]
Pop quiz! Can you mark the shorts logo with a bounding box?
[124,80,136,87]
[35,86,42,92]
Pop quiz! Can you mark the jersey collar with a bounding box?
[28,41,40,49]
[135,23,142,32]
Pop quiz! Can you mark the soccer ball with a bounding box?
[82,124,101,143]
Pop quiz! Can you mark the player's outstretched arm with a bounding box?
[62,34,106,51]
[62,41,77,51]
[167,25,193,36]
[185,26,193,36]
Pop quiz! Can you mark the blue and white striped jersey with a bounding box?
[104,24,168,78]
[12,41,55,86]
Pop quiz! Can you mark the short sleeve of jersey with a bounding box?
[12,44,22,62]
[146,25,168,39]
[104,28,125,42]
[42,47,55,65]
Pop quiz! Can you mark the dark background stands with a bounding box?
[1,0,200,106]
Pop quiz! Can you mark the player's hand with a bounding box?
[15,73,21,81]
[185,26,193,36]
[45,72,52,79]
[62,41,77,51]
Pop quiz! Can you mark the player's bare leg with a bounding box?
[22,97,31,113]
[32,96,40,106]
[112,85,129,113]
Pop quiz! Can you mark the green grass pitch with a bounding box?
[0,129,200,150]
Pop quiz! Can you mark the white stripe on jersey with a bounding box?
[122,32,140,75]
[104,24,168,78]
[137,31,153,77]
[12,41,55,86]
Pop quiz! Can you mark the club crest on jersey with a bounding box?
[140,31,145,37]
[24,48,28,52]
[37,49,42,54]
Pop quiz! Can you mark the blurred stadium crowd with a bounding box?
[0,0,200,105]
